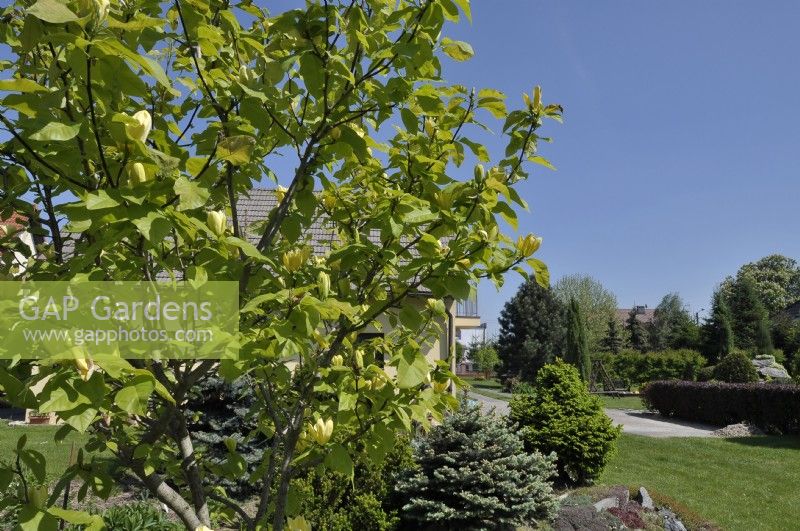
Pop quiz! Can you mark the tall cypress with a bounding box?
[601,317,623,354]
[728,277,773,356]
[625,308,649,353]
[703,290,734,363]
[565,298,591,381]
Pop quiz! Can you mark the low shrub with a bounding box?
[592,349,706,386]
[289,433,415,531]
[101,501,181,531]
[697,365,715,382]
[510,360,621,484]
[395,400,558,529]
[641,380,800,433]
[713,352,758,383]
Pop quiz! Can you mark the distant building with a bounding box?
[615,305,655,324]
[781,301,800,321]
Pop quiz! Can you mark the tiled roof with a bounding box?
[615,307,655,324]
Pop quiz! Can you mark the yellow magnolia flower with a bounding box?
[310,417,334,445]
[354,349,364,369]
[331,354,344,367]
[275,185,288,203]
[195,527,214,531]
[207,210,227,237]
[424,117,435,137]
[94,0,110,22]
[433,379,451,393]
[74,356,94,381]
[126,110,152,143]
[516,234,542,256]
[127,162,148,185]
[317,271,330,299]
[286,515,312,531]
[282,248,309,272]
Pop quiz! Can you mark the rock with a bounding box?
[593,496,619,512]
[637,486,654,510]
[759,366,791,380]
[752,355,775,368]
[607,485,629,506]
[659,508,688,531]
[712,422,765,437]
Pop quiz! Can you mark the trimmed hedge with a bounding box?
[593,349,706,386]
[642,380,800,434]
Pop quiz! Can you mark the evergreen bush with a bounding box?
[510,360,621,484]
[395,400,558,530]
[713,351,759,383]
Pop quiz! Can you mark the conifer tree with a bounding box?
[728,277,773,356]
[565,298,591,381]
[497,279,566,382]
[601,317,623,354]
[702,290,734,363]
[625,309,649,352]
[395,401,558,530]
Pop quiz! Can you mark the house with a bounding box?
[9,189,481,423]
[615,305,655,324]
[236,189,481,376]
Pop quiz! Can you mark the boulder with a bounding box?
[593,496,619,512]
[659,508,688,531]
[636,486,654,510]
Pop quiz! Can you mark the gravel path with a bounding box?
[469,393,717,438]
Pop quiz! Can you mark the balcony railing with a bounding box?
[456,296,478,317]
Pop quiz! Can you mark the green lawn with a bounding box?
[600,434,800,531]
[597,395,646,410]
[0,421,93,481]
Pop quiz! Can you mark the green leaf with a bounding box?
[397,351,430,389]
[218,135,255,166]
[441,38,474,61]
[399,305,423,329]
[132,211,171,241]
[324,444,354,479]
[400,108,418,133]
[60,404,98,433]
[528,258,550,287]
[29,122,81,141]
[93,39,174,92]
[85,191,119,210]
[0,78,48,93]
[528,155,556,170]
[114,375,155,415]
[19,449,47,483]
[174,176,209,211]
[454,0,472,22]
[18,505,58,531]
[47,508,104,528]
[27,0,78,23]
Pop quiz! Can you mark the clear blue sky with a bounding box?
[4,1,798,335]
[440,1,800,335]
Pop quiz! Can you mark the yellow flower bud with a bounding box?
[424,117,435,137]
[474,164,485,182]
[426,298,445,314]
[423,372,432,385]
[27,485,48,510]
[354,349,364,369]
[286,516,312,531]
[282,248,307,272]
[207,210,227,237]
[310,417,334,445]
[329,126,342,140]
[457,258,471,269]
[516,234,542,256]
[275,185,288,203]
[74,356,94,381]
[127,162,148,185]
[238,65,251,83]
[331,354,344,367]
[126,110,152,143]
[523,92,531,110]
[433,379,451,393]
[532,85,542,110]
[433,190,453,209]
[94,0,110,22]
[317,271,330,299]
[322,193,336,210]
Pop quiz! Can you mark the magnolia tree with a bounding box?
[0,0,560,529]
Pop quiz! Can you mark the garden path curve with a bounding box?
[470,393,717,438]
